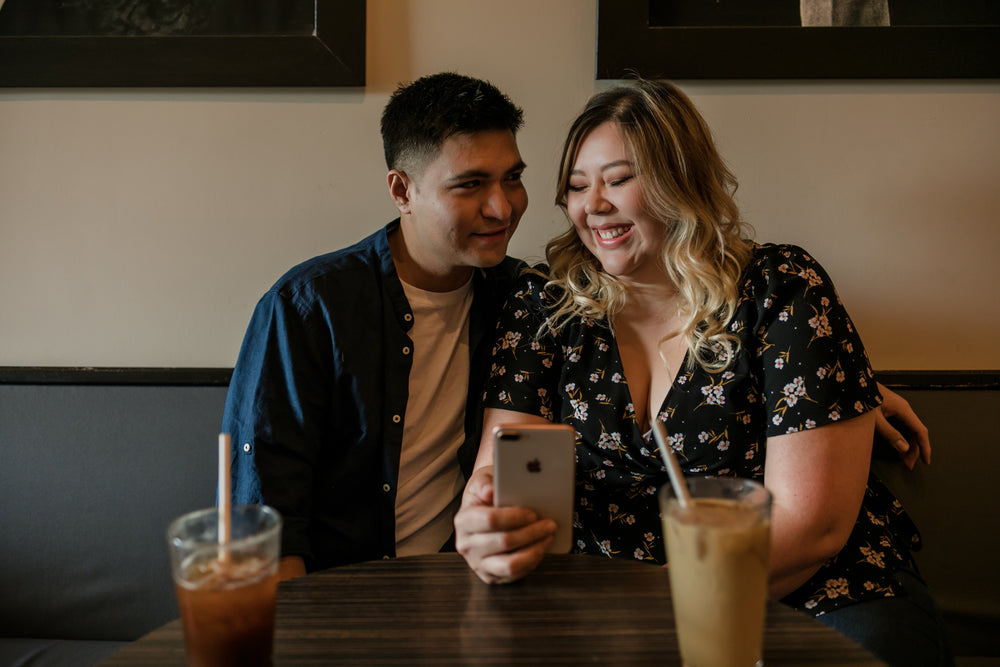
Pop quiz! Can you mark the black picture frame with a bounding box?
[0,0,365,87]
[597,0,1000,79]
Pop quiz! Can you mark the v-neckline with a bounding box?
[609,332,690,437]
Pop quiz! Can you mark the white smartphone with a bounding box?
[492,423,576,553]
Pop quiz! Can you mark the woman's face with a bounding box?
[565,122,668,285]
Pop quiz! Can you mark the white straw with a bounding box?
[652,420,692,509]
[218,433,232,559]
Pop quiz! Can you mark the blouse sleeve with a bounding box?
[748,245,882,438]
[483,270,563,422]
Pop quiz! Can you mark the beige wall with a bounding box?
[1,0,998,370]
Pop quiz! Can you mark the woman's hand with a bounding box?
[876,382,931,469]
[454,466,556,584]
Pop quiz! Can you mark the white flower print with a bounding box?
[701,383,725,406]
[514,373,525,383]
[569,352,580,363]
[589,372,600,383]
[772,414,783,426]
[599,343,609,352]
[805,419,816,429]
[597,432,622,451]
[530,341,541,351]
[634,548,644,560]
[565,383,576,393]
[775,358,785,369]
[779,310,790,322]
[829,410,841,421]
[611,373,623,383]
[817,366,828,379]
[717,440,730,451]
[571,398,589,421]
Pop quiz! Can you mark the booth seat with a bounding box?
[0,370,997,666]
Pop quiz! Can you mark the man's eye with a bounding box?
[506,171,524,182]
[458,180,481,189]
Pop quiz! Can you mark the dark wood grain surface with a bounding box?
[104,553,884,665]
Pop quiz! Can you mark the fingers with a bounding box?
[875,409,916,469]
[876,384,932,467]
[454,491,557,585]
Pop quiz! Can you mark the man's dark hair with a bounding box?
[380,72,524,174]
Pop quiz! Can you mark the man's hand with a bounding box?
[454,466,556,584]
[876,382,931,469]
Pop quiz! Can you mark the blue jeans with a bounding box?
[815,568,954,667]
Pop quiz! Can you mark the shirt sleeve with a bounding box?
[483,272,563,422]
[222,287,332,564]
[749,245,882,437]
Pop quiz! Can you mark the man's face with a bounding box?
[391,129,527,291]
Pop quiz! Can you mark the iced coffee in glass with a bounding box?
[167,504,282,667]
[660,477,771,667]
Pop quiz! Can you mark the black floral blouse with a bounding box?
[484,243,921,616]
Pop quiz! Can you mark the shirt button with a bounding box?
[243,443,251,453]
[382,483,391,493]
[402,346,410,355]
[404,314,413,322]
[392,414,401,423]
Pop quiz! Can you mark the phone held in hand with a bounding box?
[492,423,576,553]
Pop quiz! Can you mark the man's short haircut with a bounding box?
[380,72,524,175]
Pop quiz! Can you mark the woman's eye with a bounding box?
[567,184,586,192]
[610,175,633,187]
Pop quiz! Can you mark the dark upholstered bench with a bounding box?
[1,368,997,666]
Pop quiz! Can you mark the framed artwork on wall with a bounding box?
[0,0,365,87]
[597,0,1000,79]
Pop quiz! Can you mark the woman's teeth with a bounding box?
[598,226,629,240]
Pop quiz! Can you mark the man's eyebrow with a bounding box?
[448,160,527,182]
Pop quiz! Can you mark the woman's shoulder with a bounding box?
[744,242,835,285]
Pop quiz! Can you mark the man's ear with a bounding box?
[387,169,414,213]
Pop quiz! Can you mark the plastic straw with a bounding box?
[652,420,692,509]
[218,433,232,560]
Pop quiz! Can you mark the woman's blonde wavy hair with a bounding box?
[547,79,753,373]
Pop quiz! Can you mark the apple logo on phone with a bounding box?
[526,458,541,473]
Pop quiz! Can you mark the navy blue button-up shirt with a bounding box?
[222,220,523,571]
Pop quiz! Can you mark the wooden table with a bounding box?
[105,553,884,665]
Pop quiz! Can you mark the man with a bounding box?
[223,71,928,582]
[222,72,527,581]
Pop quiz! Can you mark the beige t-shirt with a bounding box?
[394,277,473,556]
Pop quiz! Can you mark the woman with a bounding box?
[454,79,949,666]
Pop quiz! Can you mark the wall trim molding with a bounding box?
[2,367,998,389]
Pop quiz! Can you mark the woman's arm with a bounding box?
[455,408,558,584]
[763,410,875,600]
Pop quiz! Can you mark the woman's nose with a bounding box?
[584,186,611,215]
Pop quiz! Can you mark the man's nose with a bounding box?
[483,183,513,220]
